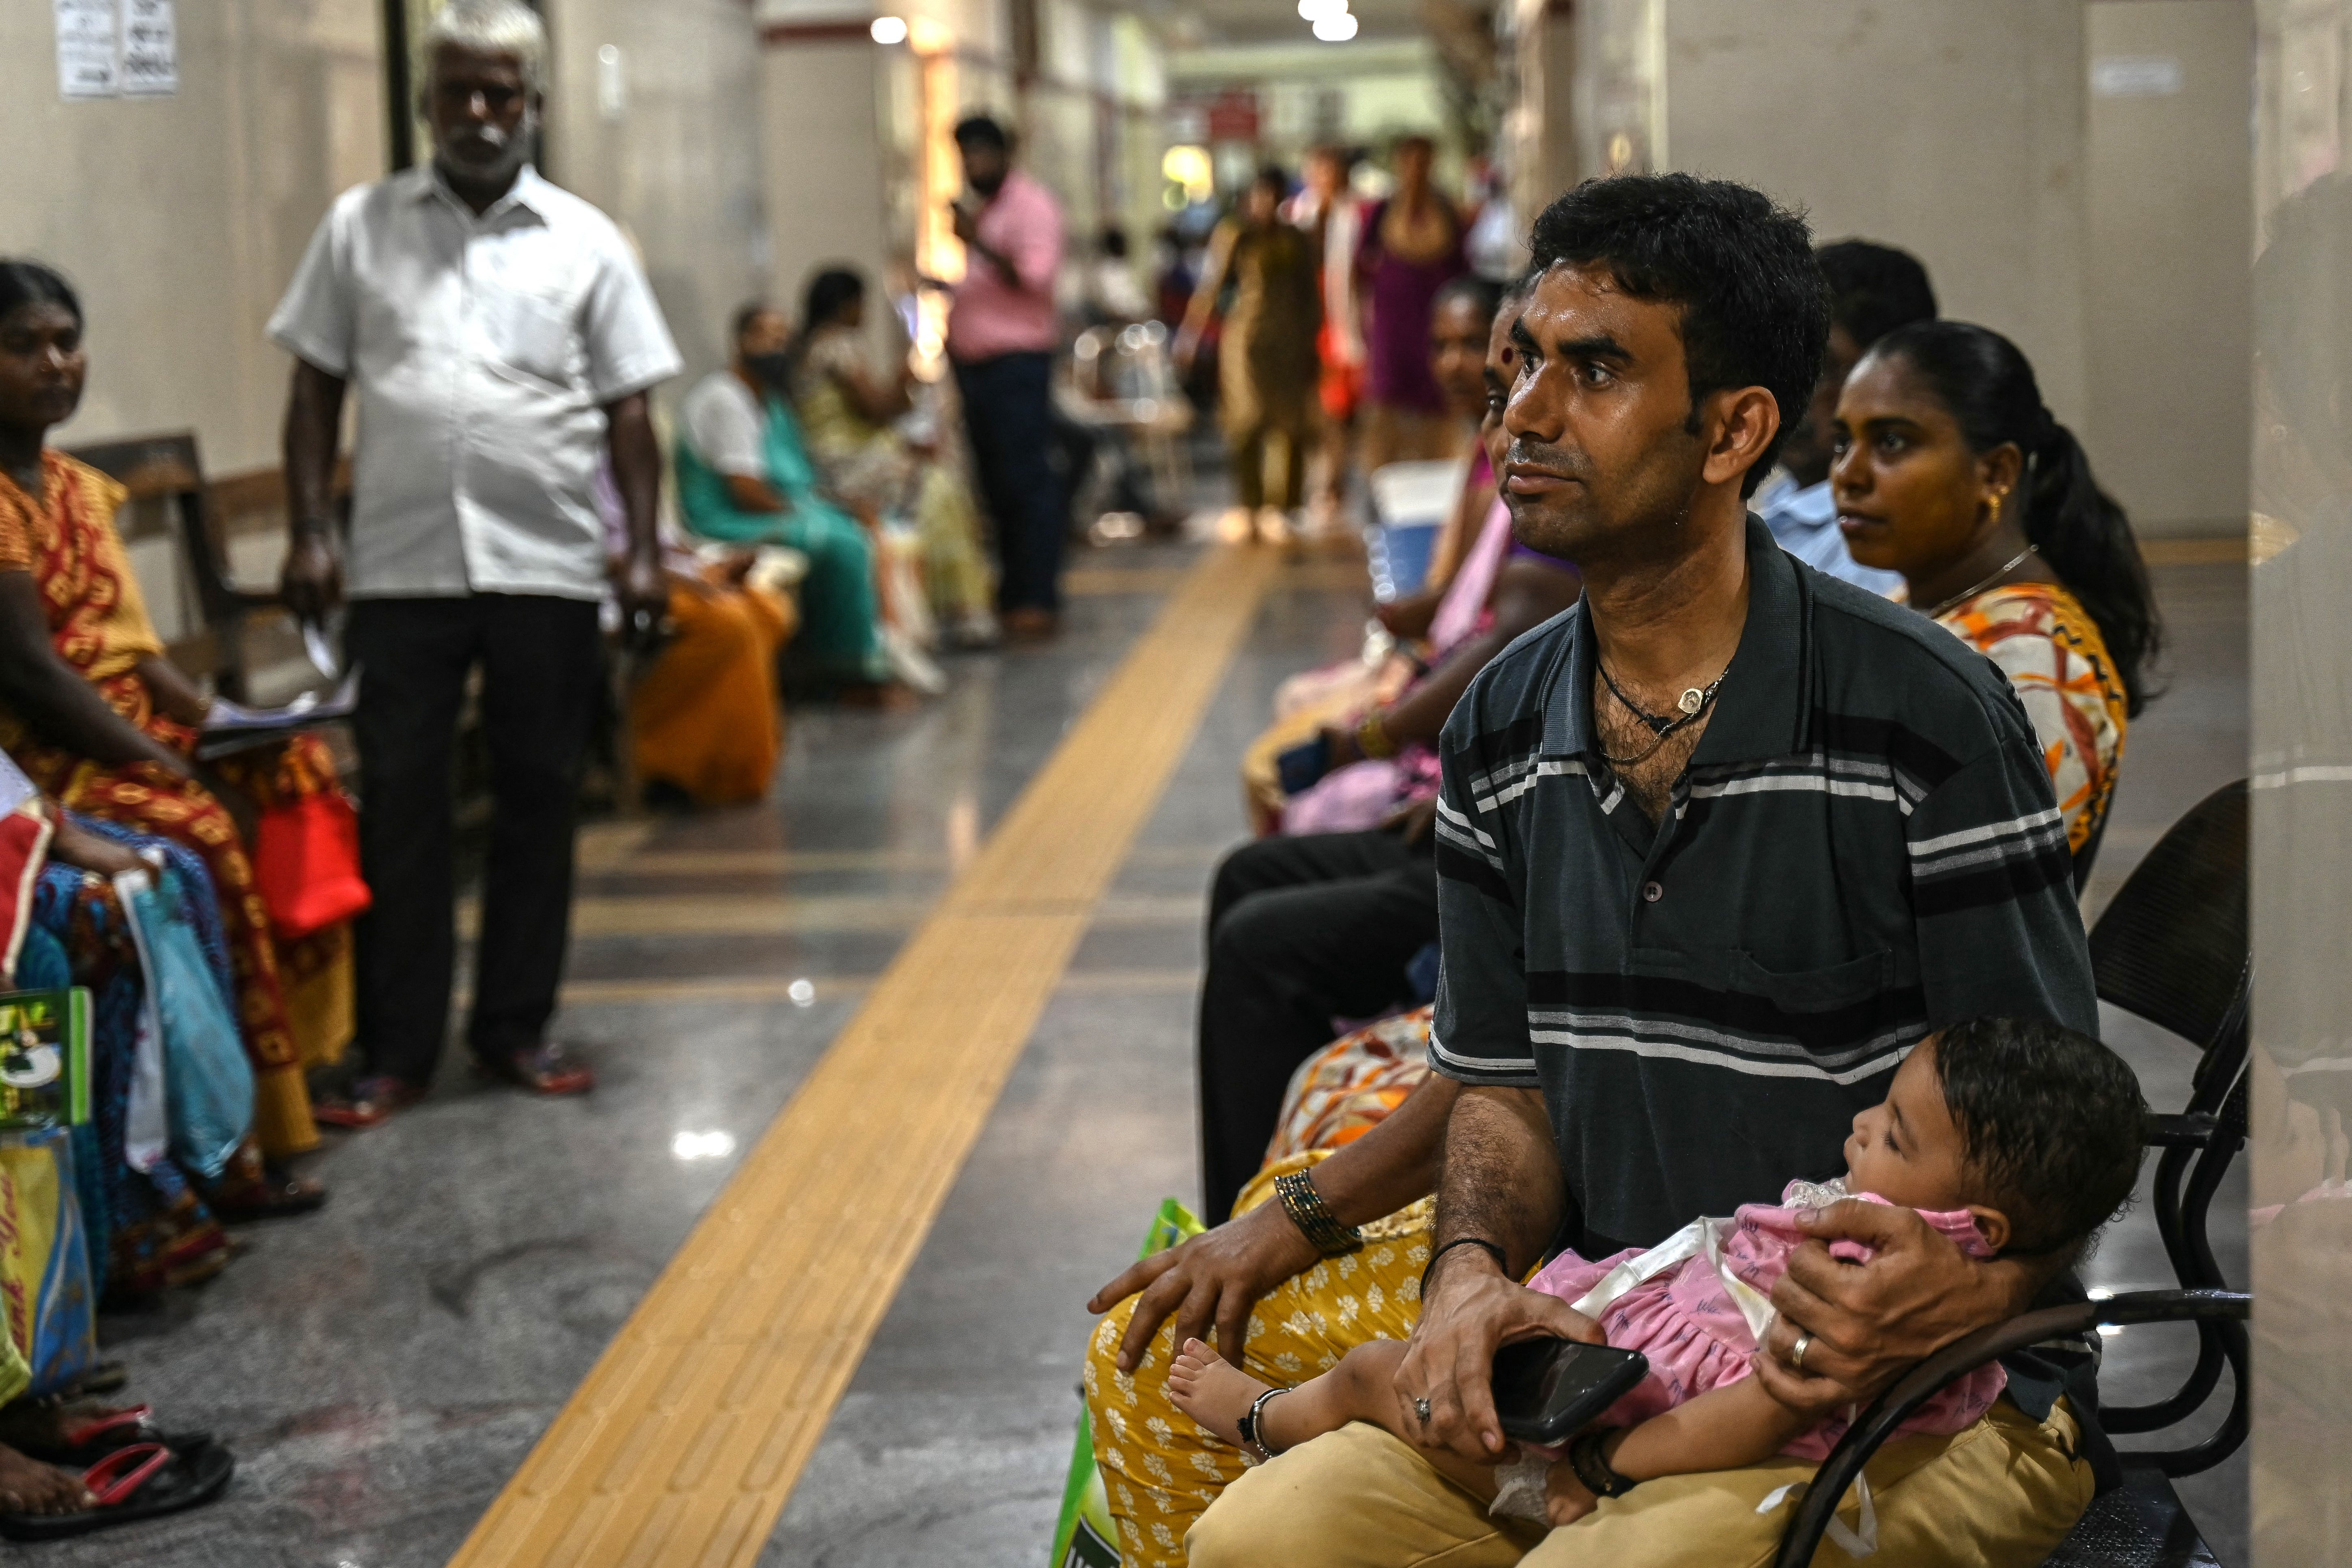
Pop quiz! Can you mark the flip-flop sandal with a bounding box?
[0,1439,234,1541]
[9,1406,213,1469]
[204,1167,329,1223]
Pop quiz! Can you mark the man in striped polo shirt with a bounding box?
[1191,177,2103,1564]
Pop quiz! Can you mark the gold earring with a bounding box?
[1987,492,2004,524]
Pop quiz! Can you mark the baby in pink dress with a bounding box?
[1521,1175,2004,1465]
[1170,1018,2150,1529]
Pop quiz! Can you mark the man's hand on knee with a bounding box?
[1755,1199,2040,1415]
[1088,1202,1319,1372]
[1395,1247,1602,1463]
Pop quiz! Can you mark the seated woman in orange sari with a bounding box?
[0,260,347,1205]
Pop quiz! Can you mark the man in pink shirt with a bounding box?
[947,115,1067,641]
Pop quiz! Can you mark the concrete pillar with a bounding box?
[759,30,892,332]
[2084,1,2255,533]
[1652,0,2090,430]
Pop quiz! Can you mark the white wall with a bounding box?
[1658,0,2092,427]
[2084,0,2255,531]
[545,0,772,392]
[0,0,385,475]
[760,39,891,335]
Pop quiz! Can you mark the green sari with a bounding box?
[675,390,889,683]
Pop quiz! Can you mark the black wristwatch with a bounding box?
[1565,1429,1636,1499]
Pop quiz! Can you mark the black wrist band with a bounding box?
[1273,1170,1363,1257]
[1418,1236,1509,1295]
[1566,1429,1636,1499]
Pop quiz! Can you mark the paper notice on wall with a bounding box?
[119,0,176,97]
[54,0,119,100]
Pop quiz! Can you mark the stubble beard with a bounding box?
[1505,440,1701,574]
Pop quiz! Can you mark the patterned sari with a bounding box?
[0,451,354,1158]
[1935,582,2128,857]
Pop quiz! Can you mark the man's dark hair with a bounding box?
[1527,173,1826,496]
[0,261,82,329]
[1932,1017,2149,1260]
[953,114,1009,152]
[730,300,779,346]
[1433,273,1505,328]
[1100,225,1129,259]
[1816,239,1937,351]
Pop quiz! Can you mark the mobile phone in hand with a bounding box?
[1276,735,1331,795]
[1490,1337,1649,1446]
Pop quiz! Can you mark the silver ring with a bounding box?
[1413,1396,1432,1423]
[1790,1331,1813,1373]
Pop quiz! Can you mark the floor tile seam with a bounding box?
[467,1000,1063,1553]
[447,545,1273,1568]
[576,1222,961,1565]
[543,966,1201,1007]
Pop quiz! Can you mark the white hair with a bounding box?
[421,0,547,92]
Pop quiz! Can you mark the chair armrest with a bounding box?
[1772,1290,2249,1568]
[2147,1112,2221,1148]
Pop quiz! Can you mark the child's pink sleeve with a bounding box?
[1778,1362,2008,1462]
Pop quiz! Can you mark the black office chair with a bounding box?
[1777,780,2252,1568]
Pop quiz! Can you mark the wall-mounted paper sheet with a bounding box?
[119,0,176,97]
[54,0,119,100]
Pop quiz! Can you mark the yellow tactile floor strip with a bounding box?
[448,543,1277,1568]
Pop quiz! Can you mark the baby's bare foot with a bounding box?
[1167,1337,1275,1448]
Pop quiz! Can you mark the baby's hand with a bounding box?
[1544,1462,1597,1528]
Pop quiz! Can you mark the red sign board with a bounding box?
[1205,88,1260,143]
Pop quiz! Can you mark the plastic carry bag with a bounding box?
[252,792,371,941]
[0,1126,99,1404]
[1049,1197,1205,1568]
[116,866,253,1180]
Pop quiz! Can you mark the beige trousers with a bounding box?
[1187,1395,2093,1568]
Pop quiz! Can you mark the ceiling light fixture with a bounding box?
[1312,11,1360,41]
[869,15,908,45]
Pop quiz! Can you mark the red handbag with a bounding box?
[252,793,372,941]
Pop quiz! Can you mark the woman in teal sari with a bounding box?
[676,305,892,691]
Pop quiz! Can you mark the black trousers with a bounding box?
[346,594,604,1085]
[953,350,1064,614]
[1197,828,1440,1223]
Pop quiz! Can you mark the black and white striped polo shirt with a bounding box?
[1430,517,2100,1254]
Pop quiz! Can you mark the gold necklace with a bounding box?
[1924,545,2036,619]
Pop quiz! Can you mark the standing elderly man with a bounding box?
[1181,175,2107,1566]
[946,114,1067,643]
[267,0,681,1125]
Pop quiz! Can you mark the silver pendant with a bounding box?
[1677,687,1705,716]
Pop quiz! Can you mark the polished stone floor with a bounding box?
[26,543,2249,1568]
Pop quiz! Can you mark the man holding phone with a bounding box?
[944,114,1066,642]
[1184,176,2104,1565]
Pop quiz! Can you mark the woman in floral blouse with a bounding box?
[1831,319,2159,867]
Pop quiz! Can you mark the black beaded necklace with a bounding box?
[1595,658,1732,767]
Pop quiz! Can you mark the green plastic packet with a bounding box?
[1050,1196,1205,1567]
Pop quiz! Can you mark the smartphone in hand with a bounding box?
[1276,735,1331,796]
[1490,1337,1649,1446]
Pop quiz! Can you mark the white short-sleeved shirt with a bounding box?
[267,165,684,601]
[676,372,769,480]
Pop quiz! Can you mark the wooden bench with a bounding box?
[66,432,348,704]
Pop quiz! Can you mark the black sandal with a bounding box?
[2,1404,212,1469]
[0,1438,233,1540]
